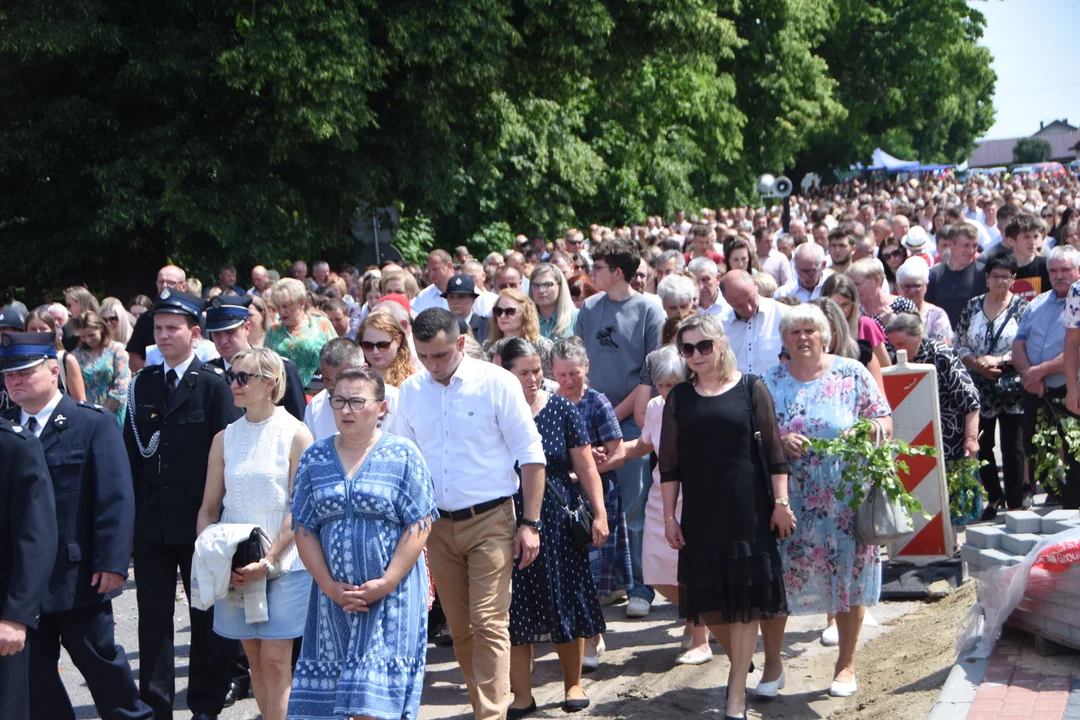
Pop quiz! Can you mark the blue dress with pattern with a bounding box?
[287,433,437,720]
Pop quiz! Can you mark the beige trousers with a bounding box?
[427,500,517,720]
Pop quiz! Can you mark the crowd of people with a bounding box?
[3,167,1080,720]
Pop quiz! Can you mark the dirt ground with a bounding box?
[419,582,977,720]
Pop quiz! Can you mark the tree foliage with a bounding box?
[0,0,996,298]
[1013,137,1053,164]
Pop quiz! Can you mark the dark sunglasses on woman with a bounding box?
[492,306,518,318]
[359,340,393,352]
[224,370,267,387]
[678,340,715,358]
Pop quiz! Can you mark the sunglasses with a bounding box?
[679,340,715,358]
[224,370,268,387]
[360,340,393,352]
[493,306,519,318]
[531,281,556,292]
[328,396,376,411]
[103,315,119,322]
[880,250,904,261]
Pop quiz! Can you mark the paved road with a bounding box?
[59,569,922,720]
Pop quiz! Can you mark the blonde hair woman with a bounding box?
[100,297,135,346]
[64,286,100,317]
[658,314,793,718]
[379,269,420,300]
[24,308,86,401]
[486,288,554,377]
[196,347,314,720]
[530,263,577,340]
[265,278,337,386]
[71,311,131,424]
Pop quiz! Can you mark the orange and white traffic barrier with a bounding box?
[881,350,955,561]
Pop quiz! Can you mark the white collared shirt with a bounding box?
[721,297,787,375]
[388,355,545,512]
[145,339,219,368]
[19,390,64,437]
[698,295,729,316]
[411,284,498,318]
[163,353,197,387]
[775,275,826,302]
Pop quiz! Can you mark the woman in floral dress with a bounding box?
[266,278,338,386]
[760,304,892,700]
[71,310,131,424]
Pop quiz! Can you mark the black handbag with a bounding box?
[546,481,594,548]
[984,303,1023,398]
[231,528,266,571]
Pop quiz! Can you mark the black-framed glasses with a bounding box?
[103,315,119,323]
[360,340,393,352]
[678,340,715,358]
[493,306,519,318]
[593,264,611,273]
[329,396,376,411]
[224,370,268,387]
[531,281,556,292]
[880,250,904,261]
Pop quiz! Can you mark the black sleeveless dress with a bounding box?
[658,375,789,625]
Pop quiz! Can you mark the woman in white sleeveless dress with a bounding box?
[197,348,314,720]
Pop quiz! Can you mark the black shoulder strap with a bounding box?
[743,374,776,504]
[986,299,1018,355]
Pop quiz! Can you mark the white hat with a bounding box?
[902,226,930,252]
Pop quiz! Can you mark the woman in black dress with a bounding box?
[499,338,610,717]
[659,315,795,720]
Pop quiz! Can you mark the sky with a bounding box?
[973,0,1080,140]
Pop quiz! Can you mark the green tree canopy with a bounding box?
[1012,137,1053,164]
[0,0,996,299]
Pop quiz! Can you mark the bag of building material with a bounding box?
[956,528,1080,658]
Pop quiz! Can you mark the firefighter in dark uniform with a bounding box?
[204,296,306,419]
[0,414,57,720]
[123,290,242,720]
[0,332,153,720]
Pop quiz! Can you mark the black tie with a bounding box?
[165,369,178,405]
[25,417,39,436]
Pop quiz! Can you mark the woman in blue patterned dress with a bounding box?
[759,304,892,700]
[550,337,629,671]
[289,366,437,720]
[71,310,131,424]
[498,338,609,716]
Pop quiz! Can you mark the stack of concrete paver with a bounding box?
[960,509,1080,652]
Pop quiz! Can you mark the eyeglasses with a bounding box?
[593,264,611,273]
[495,282,520,290]
[531,281,556,292]
[988,274,1015,282]
[678,340,715,358]
[880,250,904,261]
[224,370,268,387]
[328,396,376,411]
[899,283,925,292]
[566,239,584,246]
[102,315,119,323]
[360,340,393,352]
[493,306,519,318]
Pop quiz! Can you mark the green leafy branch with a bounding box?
[805,418,936,518]
[946,457,988,522]
[1031,399,1080,497]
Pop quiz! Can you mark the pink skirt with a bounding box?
[642,468,682,587]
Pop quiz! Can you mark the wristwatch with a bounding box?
[519,517,543,533]
[774,497,790,506]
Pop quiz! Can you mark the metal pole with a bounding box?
[373,212,381,265]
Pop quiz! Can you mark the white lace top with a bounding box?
[222,409,304,572]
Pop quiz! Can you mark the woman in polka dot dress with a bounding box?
[498,338,609,717]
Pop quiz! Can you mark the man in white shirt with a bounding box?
[720,270,787,375]
[775,242,827,302]
[688,257,729,316]
[389,309,545,720]
[303,338,365,441]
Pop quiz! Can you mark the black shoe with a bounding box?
[980,499,1001,522]
[191,713,218,720]
[508,699,537,718]
[222,680,250,708]
[563,697,590,712]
